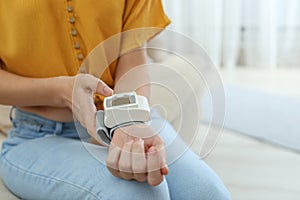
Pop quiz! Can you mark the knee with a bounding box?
[168,177,231,200]
[103,178,170,200]
[186,169,231,200]
[167,155,231,200]
[206,180,231,200]
[176,178,231,200]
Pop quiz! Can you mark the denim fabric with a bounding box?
[0,108,230,200]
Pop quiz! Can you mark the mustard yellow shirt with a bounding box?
[0,0,170,87]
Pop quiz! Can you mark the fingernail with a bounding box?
[148,147,157,155]
[103,86,112,95]
[138,138,143,143]
[162,166,169,175]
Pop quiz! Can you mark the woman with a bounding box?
[0,0,230,199]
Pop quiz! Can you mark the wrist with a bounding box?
[53,76,74,108]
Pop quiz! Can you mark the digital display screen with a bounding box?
[112,97,131,107]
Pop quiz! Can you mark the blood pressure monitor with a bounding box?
[95,92,151,146]
[103,92,151,128]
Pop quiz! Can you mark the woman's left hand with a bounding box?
[106,124,168,186]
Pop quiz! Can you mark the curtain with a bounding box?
[162,0,300,68]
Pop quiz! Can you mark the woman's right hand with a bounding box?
[65,74,113,142]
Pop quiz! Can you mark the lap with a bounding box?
[1,136,170,200]
[0,108,230,200]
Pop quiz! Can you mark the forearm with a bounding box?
[0,69,72,107]
[114,48,150,99]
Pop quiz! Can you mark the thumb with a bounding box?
[95,79,113,96]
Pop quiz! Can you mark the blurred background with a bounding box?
[161,0,300,199]
[163,0,300,68]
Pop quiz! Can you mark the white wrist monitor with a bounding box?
[103,92,151,128]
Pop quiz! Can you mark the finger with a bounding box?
[161,166,169,175]
[132,138,147,182]
[106,145,122,177]
[85,114,97,137]
[147,147,164,186]
[151,137,169,176]
[157,144,169,175]
[84,108,96,135]
[95,79,113,96]
[119,140,134,180]
[79,96,97,135]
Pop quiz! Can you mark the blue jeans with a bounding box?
[0,108,230,200]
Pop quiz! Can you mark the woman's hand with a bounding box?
[106,124,168,186]
[65,74,113,141]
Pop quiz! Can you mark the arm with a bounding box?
[106,48,168,186]
[0,69,71,107]
[114,48,150,99]
[0,69,113,143]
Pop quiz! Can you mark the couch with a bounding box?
[0,105,20,199]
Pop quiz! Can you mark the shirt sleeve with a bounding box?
[120,0,171,53]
